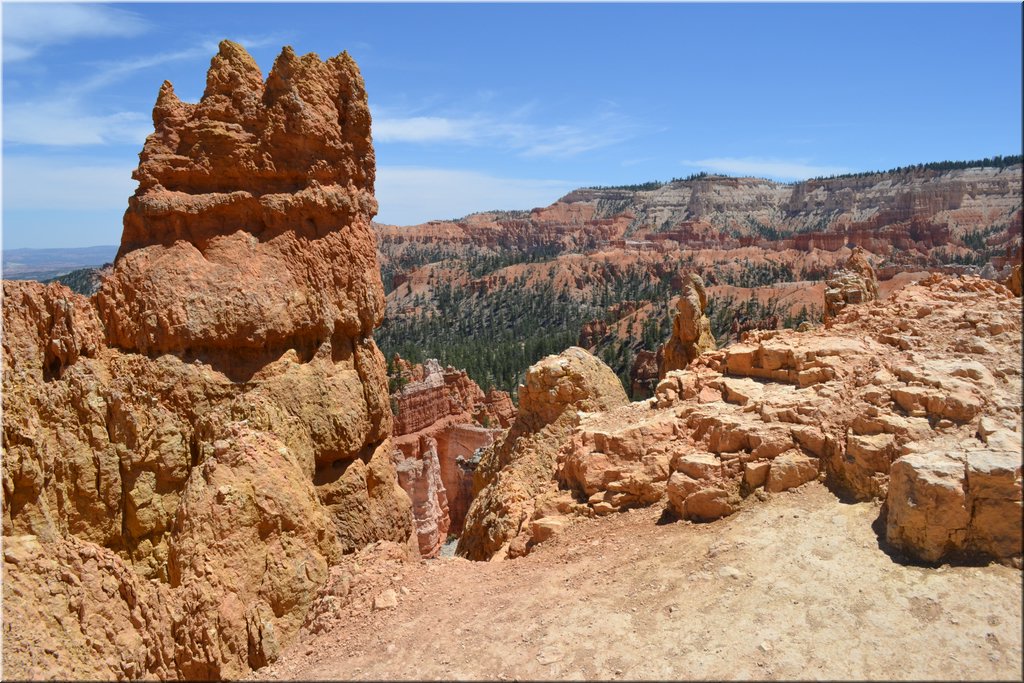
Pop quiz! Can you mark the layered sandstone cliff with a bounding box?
[2,41,413,680]
[389,358,514,556]
[377,165,1022,284]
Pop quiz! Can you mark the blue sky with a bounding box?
[2,2,1021,249]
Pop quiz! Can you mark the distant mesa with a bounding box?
[1,245,118,282]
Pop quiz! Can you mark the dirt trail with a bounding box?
[258,483,1021,681]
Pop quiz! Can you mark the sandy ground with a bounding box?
[255,483,1021,681]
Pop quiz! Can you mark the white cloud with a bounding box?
[680,157,851,180]
[519,124,618,158]
[374,116,477,144]
[4,101,151,146]
[3,3,149,62]
[73,44,217,94]
[375,166,579,225]
[372,108,636,159]
[72,35,285,95]
[621,157,655,167]
[3,156,137,211]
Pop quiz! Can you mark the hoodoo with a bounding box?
[2,41,413,679]
[658,272,716,377]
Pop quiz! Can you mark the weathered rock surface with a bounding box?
[389,357,514,556]
[464,274,1021,567]
[457,347,628,560]
[659,273,716,377]
[99,42,380,361]
[824,247,879,321]
[2,41,414,680]
[886,429,1022,566]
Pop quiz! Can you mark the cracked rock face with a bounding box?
[2,41,414,680]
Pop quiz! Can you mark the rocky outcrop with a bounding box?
[462,275,1021,568]
[658,274,715,376]
[100,42,380,362]
[824,247,879,321]
[2,41,415,680]
[560,403,678,516]
[457,347,629,560]
[389,358,514,556]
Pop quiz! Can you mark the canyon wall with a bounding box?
[373,162,1021,407]
[2,41,413,680]
[389,358,514,556]
[377,165,1022,276]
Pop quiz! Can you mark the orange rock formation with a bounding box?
[658,273,716,376]
[2,41,414,679]
[824,246,880,321]
[459,275,1022,567]
[457,347,629,560]
[1006,245,1022,297]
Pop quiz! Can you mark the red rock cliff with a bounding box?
[389,358,515,556]
[2,41,413,680]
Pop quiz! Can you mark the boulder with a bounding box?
[885,451,970,563]
[765,451,820,493]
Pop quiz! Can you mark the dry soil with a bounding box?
[256,482,1022,681]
